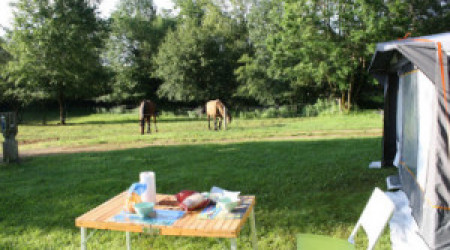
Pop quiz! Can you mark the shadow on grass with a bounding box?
[0,137,395,246]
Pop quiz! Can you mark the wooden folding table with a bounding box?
[75,192,257,250]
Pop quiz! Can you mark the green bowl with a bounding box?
[217,197,239,212]
[134,202,155,217]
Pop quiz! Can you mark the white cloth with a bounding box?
[385,191,430,250]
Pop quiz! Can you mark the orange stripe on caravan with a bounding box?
[437,42,448,112]
[437,42,450,161]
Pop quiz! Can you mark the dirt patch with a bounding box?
[19,137,60,145]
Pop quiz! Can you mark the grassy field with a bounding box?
[0,112,396,249]
[5,111,382,152]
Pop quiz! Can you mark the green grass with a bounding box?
[7,111,383,151]
[0,136,396,249]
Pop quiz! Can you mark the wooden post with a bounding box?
[1,112,19,163]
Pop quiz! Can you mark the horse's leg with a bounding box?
[146,116,151,133]
[214,116,218,130]
[208,115,211,130]
[140,119,144,135]
[219,117,222,130]
[153,115,158,132]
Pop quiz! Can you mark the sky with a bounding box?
[0,0,175,35]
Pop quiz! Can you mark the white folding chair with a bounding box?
[297,187,395,250]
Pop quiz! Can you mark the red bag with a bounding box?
[175,190,196,202]
[175,190,210,211]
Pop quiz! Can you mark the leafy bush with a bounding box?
[160,110,176,118]
[302,99,341,117]
[239,110,258,119]
[187,110,203,118]
[261,107,278,118]
[95,105,136,114]
[237,105,299,119]
[109,105,127,114]
[279,105,297,117]
[91,101,342,120]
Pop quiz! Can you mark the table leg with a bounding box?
[81,227,87,250]
[126,232,131,250]
[230,238,237,250]
[250,208,258,250]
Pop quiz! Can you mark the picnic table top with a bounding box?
[75,192,256,238]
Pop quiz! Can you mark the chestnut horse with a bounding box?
[139,100,158,134]
[206,99,231,130]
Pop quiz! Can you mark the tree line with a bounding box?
[0,0,449,124]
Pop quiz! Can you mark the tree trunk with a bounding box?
[13,106,22,124]
[341,92,346,110]
[348,75,354,111]
[347,88,352,111]
[58,91,66,125]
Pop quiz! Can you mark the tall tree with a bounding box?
[154,0,249,103]
[235,0,293,105]
[0,36,44,113]
[0,38,9,66]
[103,0,174,103]
[0,37,13,108]
[237,0,390,107]
[5,0,106,124]
[386,0,450,37]
[238,0,449,108]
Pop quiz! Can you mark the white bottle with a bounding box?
[139,172,156,203]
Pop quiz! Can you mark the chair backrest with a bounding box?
[347,187,395,250]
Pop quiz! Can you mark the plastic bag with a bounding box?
[175,190,210,211]
[124,183,146,213]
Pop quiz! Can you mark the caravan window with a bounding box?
[399,68,435,184]
[400,70,419,175]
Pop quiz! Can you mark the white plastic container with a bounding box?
[139,172,156,203]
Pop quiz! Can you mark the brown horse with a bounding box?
[139,100,158,135]
[206,99,231,130]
